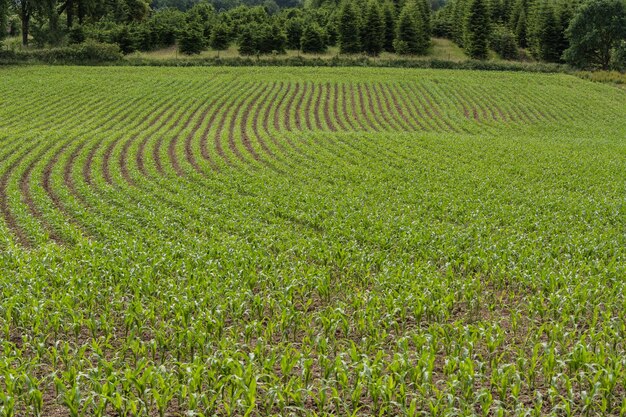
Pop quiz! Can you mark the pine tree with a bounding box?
[285,17,304,50]
[338,0,362,54]
[535,3,561,62]
[510,0,528,47]
[301,23,327,53]
[178,23,205,55]
[238,26,258,56]
[394,1,424,54]
[383,1,396,52]
[418,0,431,41]
[362,0,384,55]
[464,0,490,59]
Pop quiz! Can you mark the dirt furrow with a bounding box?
[331,83,347,131]
[359,84,382,131]
[284,82,300,132]
[294,81,307,131]
[374,83,407,131]
[240,85,267,161]
[388,83,427,131]
[137,102,176,178]
[323,83,337,132]
[168,98,211,177]
[372,83,400,131]
[303,82,314,131]
[20,141,64,244]
[341,84,360,131]
[258,82,287,154]
[0,141,42,247]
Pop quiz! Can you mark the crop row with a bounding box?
[0,67,625,416]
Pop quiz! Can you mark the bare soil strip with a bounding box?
[388,84,427,131]
[0,142,42,247]
[137,103,177,178]
[284,82,299,132]
[332,83,347,131]
[303,82,314,131]
[169,98,212,177]
[341,84,361,131]
[323,83,337,132]
[363,84,387,130]
[374,83,408,131]
[20,142,64,244]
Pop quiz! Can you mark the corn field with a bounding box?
[1,66,626,416]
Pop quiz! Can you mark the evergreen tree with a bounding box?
[209,23,230,55]
[256,22,287,54]
[419,0,431,40]
[534,2,561,62]
[464,0,490,59]
[238,26,258,55]
[301,23,327,53]
[338,0,361,54]
[394,1,425,54]
[285,17,304,50]
[383,1,396,52]
[178,23,205,54]
[362,0,384,55]
[510,0,528,47]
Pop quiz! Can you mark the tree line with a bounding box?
[434,0,626,68]
[1,0,625,69]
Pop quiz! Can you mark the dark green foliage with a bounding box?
[284,17,304,49]
[418,0,431,42]
[238,25,257,55]
[463,0,489,59]
[383,1,396,52]
[395,1,427,54]
[256,22,286,53]
[301,22,326,53]
[0,0,7,41]
[564,0,626,69]
[68,24,86,44]
[338,0,361,54]
[209,22,230,51]
[0,40,122,62]
[533,2,562,63]
[186,2,216,40]
[362,0,384,56]
[148,9,187,46]
[178,23,205,54]
[509,0,528,47]
[490,24,517,59]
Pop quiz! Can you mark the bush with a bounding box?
[490,25,518,60]
[7,41,124,64]
[68,25,86,45]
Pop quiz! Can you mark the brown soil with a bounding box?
[323,83,337,132]
[356,84,379,132]
[0,145,34,247]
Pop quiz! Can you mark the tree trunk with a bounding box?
[67,0,74,28]
[21,2,29,46]
[77,0,85,25]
